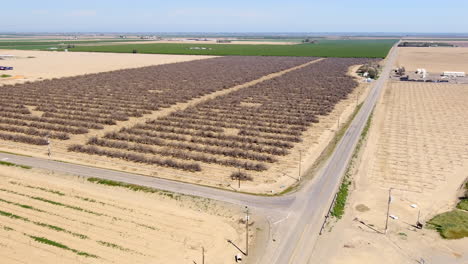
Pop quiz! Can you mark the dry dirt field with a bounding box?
[0,166,252,264]
[313,81,468,264]
[396,47,468,73]
[0,50,214,85]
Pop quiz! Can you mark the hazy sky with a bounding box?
[3,0,468,33]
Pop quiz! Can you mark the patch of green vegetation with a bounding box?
[456,181,468,211]
[70,39,397,58]
[87,177,181,200]
[31,196,102,216]
[331,110,374,219]
[427,210,468,239]
[9,181,65,196]
[0,209,25,220]
[0,187,102,216]
[74,195,97,203]
[332,179,351,218]
[0,160,32,169]
[457,200,468,211]
[0,197,46,213]
[97,240,130,251]
[0,208,88,239]
[0,39,153,51]
[34,222,88,239]
[0,39,150,46]
[1,74,12,78]
[0,187,158,231]
[235,38,304,43]
[27,235,98,258]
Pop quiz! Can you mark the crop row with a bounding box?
[0,56,313,145]
[71,58,378,175]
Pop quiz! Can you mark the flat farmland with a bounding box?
[68,58,375,192]
[368,82,468,193]
[0,50,215,85]
[396,47,468,73]
[0,55,376,193]
[69,39,397,58]
[0,56,311,143]
[312,82,468,264]
[0,166,247,264]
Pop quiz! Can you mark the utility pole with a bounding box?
[384,188,393,234]
[298,150,302,181]
[335,117,341,145]
[416,209,423,229]
[245,206,249,256]
[46,135,51,159]
[356,89,360,107]
[238,168,241,189]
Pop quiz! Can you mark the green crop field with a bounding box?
[235,38,306,43]
[69,39,397,58]
[0,39,152,51]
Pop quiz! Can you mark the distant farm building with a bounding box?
[416,68,427,78]
[217,39,232,43]
[443,71,465,77]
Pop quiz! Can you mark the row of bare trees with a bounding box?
[0,56,313,146]
[69,57,378,177]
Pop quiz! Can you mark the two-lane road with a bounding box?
[0,42,399,264]
[265,42,400,264]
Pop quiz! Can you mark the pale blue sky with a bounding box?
[3,0,467,33]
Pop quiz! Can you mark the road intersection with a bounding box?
[0,43,399,264]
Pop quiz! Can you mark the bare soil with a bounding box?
[312,81,468,264]
[0,166,252,264]
[397,47,468,73]
[0,49,214,85]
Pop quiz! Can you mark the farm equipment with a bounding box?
[0,66,13,70]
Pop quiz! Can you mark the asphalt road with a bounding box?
[0,153,294,211]
[264,42,400,264]
[0,43,398,264]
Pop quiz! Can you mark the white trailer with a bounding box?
[443,71,465,77]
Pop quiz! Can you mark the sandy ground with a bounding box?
[0,166,256,264]
[312,81,468,264]
[396,47,468,73]
[0,50,214,85]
